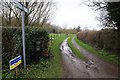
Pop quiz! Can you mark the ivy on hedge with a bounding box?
[2,27,49,70]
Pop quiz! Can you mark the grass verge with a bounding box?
[75,36,120,65]
[3,34,66,78]
[67,35,88,62]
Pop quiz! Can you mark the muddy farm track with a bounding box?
[60,38,119,78]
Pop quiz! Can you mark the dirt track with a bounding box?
[60,38,118,78]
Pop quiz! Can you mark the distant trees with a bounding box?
[76,25,81,32]
[1,0,56,27]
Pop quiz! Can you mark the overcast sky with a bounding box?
[51,0,101,30]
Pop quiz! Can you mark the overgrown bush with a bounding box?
[2,27,49,70]
[25,28,49,64]
[77,29,120,55]
[2,28,18,71]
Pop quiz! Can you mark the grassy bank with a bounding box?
[3,34,66,78]
[47,34,66,78]
[75,37,119,65]
[67,35,88,62]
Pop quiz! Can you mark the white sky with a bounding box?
[51,0,101,30]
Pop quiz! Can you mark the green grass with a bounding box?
[67,35,88,62]
[49,33,56,38]
[75,37,120,65]
[3,34,66,78]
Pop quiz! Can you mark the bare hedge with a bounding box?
[77,29,120,54]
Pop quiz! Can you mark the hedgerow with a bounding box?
[2,27,49,70]
[77,29,120,55]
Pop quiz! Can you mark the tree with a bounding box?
[82,0,120,32]
[1,0,56,27]
[1,2,14,26]
[76,25,81,32]
[107,2,120,31]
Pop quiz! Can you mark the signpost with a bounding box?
[15,1,28,13]
[14,1,28,68]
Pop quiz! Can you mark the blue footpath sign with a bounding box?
[9,56,22,70]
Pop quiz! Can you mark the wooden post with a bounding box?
[51,35,52,44]
[15,67,18,78]
[54,34,55,40]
